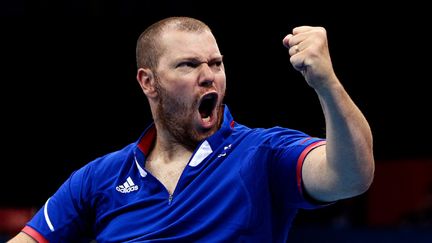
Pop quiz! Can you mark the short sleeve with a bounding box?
[267,129,326,209]
[24,165,94,242]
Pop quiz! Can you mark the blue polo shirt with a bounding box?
[24,105,326,242]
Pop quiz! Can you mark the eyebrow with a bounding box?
[176,55,223,63]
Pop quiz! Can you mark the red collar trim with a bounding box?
[137,125,156,156]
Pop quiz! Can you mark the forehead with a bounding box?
[159,29,221,60]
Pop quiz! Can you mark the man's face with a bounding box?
[153,29,226,148]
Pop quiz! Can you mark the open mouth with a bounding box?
[198,92,218,122]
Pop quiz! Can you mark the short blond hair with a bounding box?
[136,17,211,70]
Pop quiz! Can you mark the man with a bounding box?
[9,16,374,242]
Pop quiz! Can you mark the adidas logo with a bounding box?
[116,176,139,193]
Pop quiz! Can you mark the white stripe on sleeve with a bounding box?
[44,198,55,232]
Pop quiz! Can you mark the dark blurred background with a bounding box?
[1,1,431,242]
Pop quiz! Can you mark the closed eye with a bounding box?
[209,60,223,71]
[210,61,222,67]
[175,57,223,72]
[177,61,198,68]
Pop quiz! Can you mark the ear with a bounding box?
[137,68,158,98]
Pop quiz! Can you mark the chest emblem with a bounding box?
[116,176,139,193]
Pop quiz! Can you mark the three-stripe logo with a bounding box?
[116,176,139,193]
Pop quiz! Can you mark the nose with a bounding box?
[198,63,215,87]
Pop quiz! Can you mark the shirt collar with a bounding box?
[133,105,235,177]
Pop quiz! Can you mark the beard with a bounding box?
[153,77,224,151]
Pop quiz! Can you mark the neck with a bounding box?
[149,125,194,164]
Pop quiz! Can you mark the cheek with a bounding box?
[166,83,197,107]
[164,80,192,97]
[216,76,227,93]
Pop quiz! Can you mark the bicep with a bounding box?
[7,232,37,243]
[301,145,336,202]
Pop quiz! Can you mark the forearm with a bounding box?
[315,77,375,199]
[7,232,37,243]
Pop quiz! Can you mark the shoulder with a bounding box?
[70,143,137,191]
[233,124,312,144]
[86,143,136,172]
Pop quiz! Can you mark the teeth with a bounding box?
[203,117,210,122]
